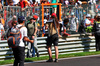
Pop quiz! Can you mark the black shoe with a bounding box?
[37,53,39,57]
[46,58,53,62]
[54,59,58,62]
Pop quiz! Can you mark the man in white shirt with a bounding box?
[12,16,33,66]
[89,0,97,17]
[69,12,79,34]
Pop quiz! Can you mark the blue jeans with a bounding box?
[27,37,39,57]
[27,37,35,57]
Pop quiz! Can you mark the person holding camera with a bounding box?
[46,13,60,62]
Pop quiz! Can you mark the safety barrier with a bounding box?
[0,33,96,60]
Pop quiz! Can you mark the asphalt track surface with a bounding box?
[2,55,100,66]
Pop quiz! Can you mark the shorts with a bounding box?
[46,33,58,46]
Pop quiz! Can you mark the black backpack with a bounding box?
[7,26,23,48]
[95,21,100,36]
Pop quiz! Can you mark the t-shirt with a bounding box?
[1,18,5,26]
[69,17,78,31]
[16,24,27,47]
[51,0,57,8]
[27,22,37,37]
[20,0,29,8]
[36,0,40,3]
[89,0,96,4]
[65,0,69,5]
[98,5,100,9]
[44,19,47,24]
[0,23,4,36]
[84,19,91,28]
[12,0,19,5]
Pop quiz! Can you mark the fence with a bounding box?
[0,33,96,61]
[0,4,97,38]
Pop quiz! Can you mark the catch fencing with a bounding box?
[2,4,96,31]
[0,33,96,61]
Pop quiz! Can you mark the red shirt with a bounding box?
[20,1,28,8]
[90,18,94,24]
[31,4,35,13]
[20,1,25,8]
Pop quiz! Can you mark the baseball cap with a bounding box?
[51,13,57,17]
[33,15,38,20]
[18,16,26,21]
[86,14,91,17]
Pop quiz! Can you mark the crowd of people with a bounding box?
[1,0,100,66]
[0,0,100,39]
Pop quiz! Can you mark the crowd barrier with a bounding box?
[0,33,96,61]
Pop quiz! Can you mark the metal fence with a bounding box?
[2,4,96,26]
[0,33,96,61]
[0,3,98,40]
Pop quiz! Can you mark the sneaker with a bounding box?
[46,58,53,62]
[54,59,58,62]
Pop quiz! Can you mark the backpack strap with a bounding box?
[18,25,25,29]
[7,28,11,38]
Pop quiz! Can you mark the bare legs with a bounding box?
[47,46,58,60]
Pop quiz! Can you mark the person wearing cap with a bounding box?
[12,16,34,66]
[69,12,79,34]
[84,14,92,33]
[46,13,60,62]
[92,14,100,51]
[27,15,39,57]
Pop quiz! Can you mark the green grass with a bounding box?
[1,51,100,65]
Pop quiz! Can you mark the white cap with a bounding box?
[86,14,91,17]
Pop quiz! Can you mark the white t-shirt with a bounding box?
[65,0,69,5]
[69,17,78,31]
[44,19,47,24]
[84,19,91,27]
[12,0,19,5]
[36,0,40,3]
[89,0,96,4]
[0,23,4,35]
[17,24,27,47]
